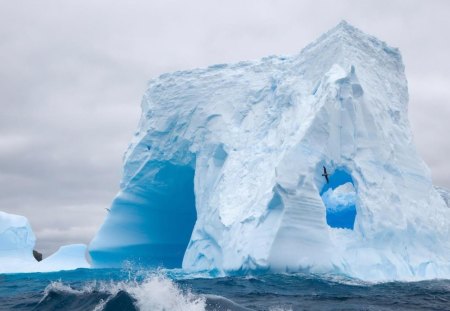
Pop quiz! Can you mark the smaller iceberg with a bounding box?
[0,211,90,274]
[321,182,357,230]
[0,211,37,273]
[37,244,90,272]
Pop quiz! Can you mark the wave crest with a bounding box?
[38,272,206,311]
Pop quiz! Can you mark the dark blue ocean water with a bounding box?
[1,268,450,311]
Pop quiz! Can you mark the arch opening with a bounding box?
[90,162,197,268]
[320,168,356,230]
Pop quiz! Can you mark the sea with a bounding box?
[1,268,450,311]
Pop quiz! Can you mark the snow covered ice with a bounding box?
[0,211,90,274]
[89,21,450,281]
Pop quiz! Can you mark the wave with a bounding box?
[5,269,450,311]
[33,272,253,311]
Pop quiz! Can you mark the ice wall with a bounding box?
[89,21,450,281]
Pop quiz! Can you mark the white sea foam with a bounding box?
[268,307,293,311]
[128,275,205,311]
[40,272,206,311]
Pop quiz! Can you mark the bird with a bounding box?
[105,208,111,212]
[322,166,329,183]
[146,145,151,151]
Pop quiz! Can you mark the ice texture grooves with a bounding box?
[89,21,450,281]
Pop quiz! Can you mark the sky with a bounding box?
[0,0,449,257]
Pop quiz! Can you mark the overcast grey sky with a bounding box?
[0,0,449,256]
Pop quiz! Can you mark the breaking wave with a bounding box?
[32,271,252,311]
[35,273,206,311]
[3,269,450,311]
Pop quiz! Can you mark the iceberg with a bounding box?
[0,211,90,274]
[37,244,90,272]
[0,211,37,273]
[89,21,450,281]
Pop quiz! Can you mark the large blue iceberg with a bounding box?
[89,21,450,281]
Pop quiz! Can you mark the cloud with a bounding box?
[0,0,449,256]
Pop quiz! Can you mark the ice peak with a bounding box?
[333,20,356,33]
[313,20,373,49]
[295,20,403,88]
[330,20,366,37]
[303,20,390,56]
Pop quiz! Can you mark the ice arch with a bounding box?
[320,169,357,230]
[89,22,450,281]
[89,162,197,268]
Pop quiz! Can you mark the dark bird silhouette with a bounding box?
[146,145,151,151]
[322,166,329,183]
[105,208,111,212]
